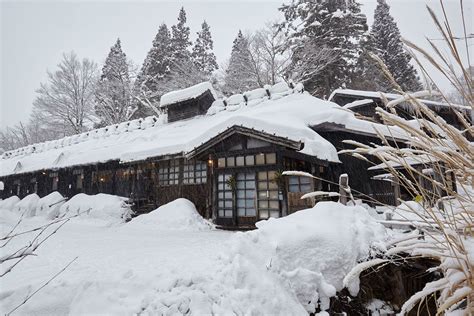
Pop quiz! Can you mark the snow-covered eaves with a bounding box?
[342,99,374,109]
[368,154,439,171]
[329,89,471,112]
[0,87,408,178]
[160,82,217,108]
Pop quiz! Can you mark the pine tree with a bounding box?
[134,23,173,115]
[351,33,387,91]
[95,39,134,126]
[280,0,368,97]
[223,30,259,94]
[170,7,192,64]
[192,21,218,76]
[371,0,422,92]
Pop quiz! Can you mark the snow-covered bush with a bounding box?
[128,198,212,231]
[0,196,20,210]
[12,194,40,217]
[58,193,132,223]
[35,191,66,219]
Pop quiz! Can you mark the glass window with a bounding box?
[236,173,256,217]
[159,159,181,185]
[217,174,233,218]
[257,171,280,219]
[227,157,235,167]
[245,155,255,166]
[236,156,245,166]
[266,153,276,164]
[218,158,226,168]
[288,176,313,193]
[256,153,265,165]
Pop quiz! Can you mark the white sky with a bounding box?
[0,0,472,128]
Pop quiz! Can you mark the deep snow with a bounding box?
[0,198,387,315]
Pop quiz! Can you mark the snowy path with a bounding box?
[0,216,235,315]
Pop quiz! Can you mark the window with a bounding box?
[73,169,84,190]
[257,171,280,219]
[159,159,180,185]
[217,174,233,218]
[236,173,256,217]
[183,161,207,184]
[288,176,312,193]
[245,155,255,166]
[217,153,276,168]
[49,172,59,191]
[218,158,226,168]
[256,153,265,165]
[236,156,245,166]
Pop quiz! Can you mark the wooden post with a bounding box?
[392,177,400,206]
[339,173,349,205]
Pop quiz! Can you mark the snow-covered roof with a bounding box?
[0,86,408,178]
[160,82,217,108]
[329,89,471,112]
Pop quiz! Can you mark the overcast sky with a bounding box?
[1,0,472,129]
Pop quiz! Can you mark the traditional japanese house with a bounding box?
[0,82,415,229]
[329,89,473,133]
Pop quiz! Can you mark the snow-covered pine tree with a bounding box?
[95,39,135,126]
[171,7,192,65]
[280,0,368,97]
[223,30,259,95]
[192,20,218,77]
[351,33,387,91]
[134,23,173,116]
[371,0,422,92]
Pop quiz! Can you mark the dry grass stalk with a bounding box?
[342,1,473,314]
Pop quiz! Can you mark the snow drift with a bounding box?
[129,198,212,231]
[12,193,40,217]
[58,193,132,222]
[227,201,387,313]
[0,195,20,210]
[35,191,66,218]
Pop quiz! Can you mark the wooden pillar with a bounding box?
[339,174,349,205]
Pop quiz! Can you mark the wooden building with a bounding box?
[0,82,441,229]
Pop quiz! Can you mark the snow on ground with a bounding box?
[0,199,387,315]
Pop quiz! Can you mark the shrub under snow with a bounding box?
[35,191,66,219]
[58,193,132,222]
[129,198,212,231]
[12,193,40,217]
[0,196,20,210]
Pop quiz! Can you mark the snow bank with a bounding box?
[35,191,66,219]
[0,196,20,210]
[129,198,212,231]
[226,201,387,313]
[59,193,132,222]
[12,193,40,217]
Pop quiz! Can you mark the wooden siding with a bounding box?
[167,90,215,123]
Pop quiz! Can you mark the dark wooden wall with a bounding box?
[167,91,215,123]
